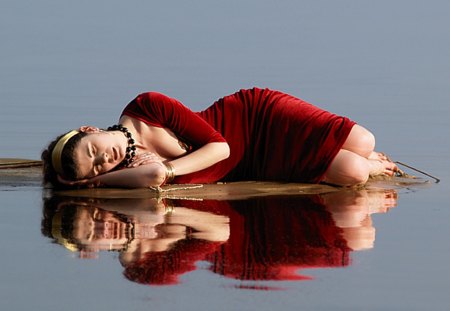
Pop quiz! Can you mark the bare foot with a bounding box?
[368,159,398,177]
[368,151,390,161]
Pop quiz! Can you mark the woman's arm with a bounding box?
[89,162,166,188]
[129,142,230,177]
[166,142,230,176]
[124,92,231,176]
[82,142,229,188]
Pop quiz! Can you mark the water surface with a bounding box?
[1,0,450,310]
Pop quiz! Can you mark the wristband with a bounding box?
[164,162,176,183]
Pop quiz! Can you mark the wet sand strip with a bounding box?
[0,158,43,169]
[0,158,430,199]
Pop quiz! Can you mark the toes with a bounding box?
[370,151,387,161]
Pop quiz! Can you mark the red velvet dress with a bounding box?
[121,87,356,184]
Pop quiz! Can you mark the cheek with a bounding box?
[75,169,87,180]
[75,162,91,179]
[72,162,83,180]
[72,152,88,179]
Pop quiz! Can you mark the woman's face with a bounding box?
[73,129,126,179]
[71,207,131,252]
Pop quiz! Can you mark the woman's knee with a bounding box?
[343,125,376,158]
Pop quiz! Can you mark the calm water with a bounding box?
[1,0,450,310]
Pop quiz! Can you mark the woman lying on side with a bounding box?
[41,88,398,188]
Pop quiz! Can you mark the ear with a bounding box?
[79,126,101,133]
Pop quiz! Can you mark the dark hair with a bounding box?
[41,196,79,244]
[41,131,88,188]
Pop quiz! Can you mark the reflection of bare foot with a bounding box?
[325,189,398,227]
[367,189,398,214]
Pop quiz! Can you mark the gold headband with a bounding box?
[51,130,79,176]
[52,211,79,252]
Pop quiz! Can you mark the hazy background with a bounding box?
[1,0,450,310]
[2,0,449,164]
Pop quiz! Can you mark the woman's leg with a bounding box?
[323,150,371,186]
[323,150,398,186]
[323,125,398,186]
[341,124,376,158]
[341,124,391,161]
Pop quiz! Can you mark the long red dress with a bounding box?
[121,87,356,184]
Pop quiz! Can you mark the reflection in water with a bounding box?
[41,189,397,287]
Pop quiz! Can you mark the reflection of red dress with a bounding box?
[122,87,356,183]
[122,196,351,285]
[205,197,351,281]
[123,239,222,285]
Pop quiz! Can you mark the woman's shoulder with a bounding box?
[124,92,176,111]
[135,91,176,101]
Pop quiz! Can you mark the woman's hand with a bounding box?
[128,152,164,168]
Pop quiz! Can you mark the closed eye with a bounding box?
[90,145,100,176]
[87,143,94,158]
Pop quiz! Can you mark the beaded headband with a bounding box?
[51,130,79,176]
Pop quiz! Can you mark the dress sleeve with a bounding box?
[121,92,226,148]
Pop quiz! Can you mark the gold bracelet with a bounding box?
[164,162,176,183]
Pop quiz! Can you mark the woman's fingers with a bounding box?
[129,152,163,168]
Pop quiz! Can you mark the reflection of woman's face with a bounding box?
[72,208,130,251]
[73,131,126,179]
